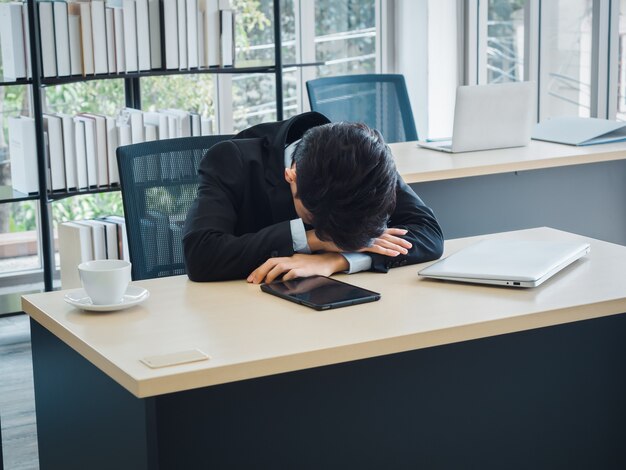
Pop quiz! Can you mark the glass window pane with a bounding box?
[280,0,298,118]
[314,0,376,77]
[487,0,527,83]
[0,201,41,274]
[617,0,626,121]
[232,73,277,131]
[230,0,277,129]
[235,0,275,65]
[141,75,216,121]
[0,85,28,192]
[540,0,593,119]
[44,80,125,116]
[282,68,298,118]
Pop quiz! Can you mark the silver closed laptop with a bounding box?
[418,238,590,288]
[418,81,535,153]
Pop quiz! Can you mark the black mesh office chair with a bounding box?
[306,74,418,144]
[117,135,232,281]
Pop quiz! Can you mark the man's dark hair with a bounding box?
[292,122,397,251]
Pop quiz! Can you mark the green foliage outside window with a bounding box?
[51,192,125,227]
[8,193,124,233]
[44,80,125,116]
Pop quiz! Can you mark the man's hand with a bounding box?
[359,228,412,257]
[247,253,349,284]
[307,228,412,257]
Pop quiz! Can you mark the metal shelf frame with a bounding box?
[1,0,284,296]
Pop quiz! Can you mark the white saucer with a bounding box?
[64,286,150,312]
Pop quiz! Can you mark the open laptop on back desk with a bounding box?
[418,81,535,153]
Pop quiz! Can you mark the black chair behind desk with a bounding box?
[117,135,232,281]
[306,73,418,144]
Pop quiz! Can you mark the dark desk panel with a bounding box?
[31,313,626,469]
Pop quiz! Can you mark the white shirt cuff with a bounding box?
[290,218,311,254]
[340,252,372,274]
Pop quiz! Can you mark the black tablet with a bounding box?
[260,275,381,311]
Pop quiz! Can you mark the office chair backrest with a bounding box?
[306,74,418,143]
[117,135,232,280]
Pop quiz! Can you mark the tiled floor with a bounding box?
[0,314,39,470]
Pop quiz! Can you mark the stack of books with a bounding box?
[0,0,235,81]
[9,107,214,194]
[58,215,129,288]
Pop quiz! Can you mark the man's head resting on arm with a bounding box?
[284,122,398,251]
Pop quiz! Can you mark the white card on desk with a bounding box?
[140,349,210,368]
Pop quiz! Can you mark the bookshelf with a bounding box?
[0,0,284,311]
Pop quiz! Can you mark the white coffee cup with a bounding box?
[78,260,132,305]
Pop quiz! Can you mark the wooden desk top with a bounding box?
[392,140,626,183]
[22,227,626,398]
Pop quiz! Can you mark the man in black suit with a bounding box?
[183,112,443,283]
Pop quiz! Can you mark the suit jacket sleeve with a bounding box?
[369,176,444,272]
[183,141,294,281]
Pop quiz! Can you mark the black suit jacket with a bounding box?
[183,112,444,281]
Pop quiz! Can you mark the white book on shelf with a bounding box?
[200,0,219,67]
[101,215,129,261]
[166,113,177,137]
[21,3,32,79]
[112,6,125,72]
[39,1,58,77]
[8,116,38,194]
[162,0,178,69]
[123,0,138,72]
[90,219,119,259]
[105,7,116,73]
[189,112,200,136]
[200,116,212,135]
[106,116,120,185]
[144,112,168,140]
[82,113,109,186]
[144,123,157,141]
[147,0,162,69]
[158,112,170,139]
[186,0,198,68]
[84,118,98,187]
[78,0,95,75]
[130,110,145,143]
[0,2,27,81]
[219,8,233,67]
[73,118,89,189]
[53,1,71,76]
[176,0,187,69]
[57,113,78,189]
[67,2,83,75]
[59,221,94,289]
[117,122,132,147]
[160,108,190,137]
[120,108,145,143]
[42,132,52,190]
[135,0,151,71]
[75,220,107,260]
[197,6,205,68]
[43,114,67,191]
[91,0,108,74]
[74,116,98,187]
